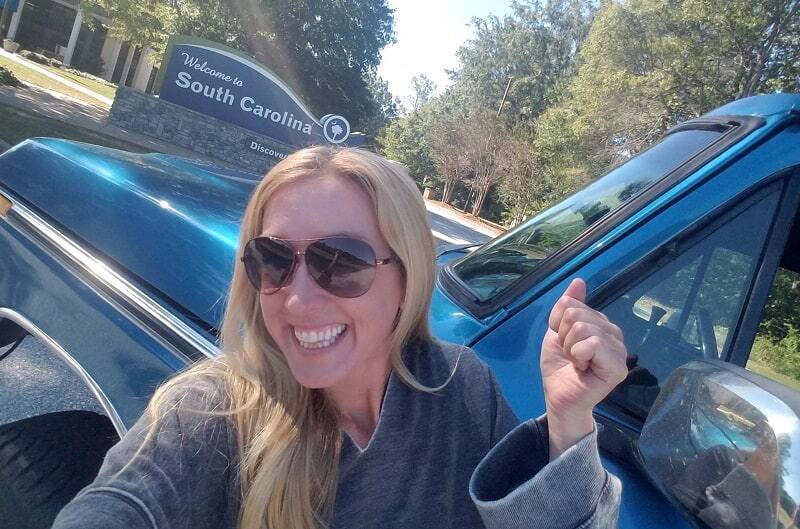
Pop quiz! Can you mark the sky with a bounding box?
[377,0,513,107]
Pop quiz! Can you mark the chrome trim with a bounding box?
[640,361,800,529]
[0,192,220,361]
[0,308,127,437]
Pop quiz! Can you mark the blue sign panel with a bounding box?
[157,37,364,149]
[0,0,21,10]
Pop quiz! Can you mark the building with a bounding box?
[1,0,159,92]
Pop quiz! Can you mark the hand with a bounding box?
[541,278,628,458]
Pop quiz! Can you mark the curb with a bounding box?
[424,200,505,237]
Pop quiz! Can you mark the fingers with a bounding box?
[562,277,586,303]
[562,323,628,384]
[548,278,592,332]
[547,278,627,383]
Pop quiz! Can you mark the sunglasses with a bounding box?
[241,236,399,298]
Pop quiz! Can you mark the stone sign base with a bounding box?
[109,87,294,174]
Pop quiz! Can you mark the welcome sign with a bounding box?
[156,36,363,150]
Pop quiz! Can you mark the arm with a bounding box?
[471,415,620,529]
[52,385,238,529]
[471,278,627,529]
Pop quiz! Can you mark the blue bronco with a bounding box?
[0,94,798,529]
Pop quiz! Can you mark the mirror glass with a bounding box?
[639,361,800,529]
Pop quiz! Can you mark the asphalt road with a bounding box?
[427,208,493,247]
[0,215,491,428]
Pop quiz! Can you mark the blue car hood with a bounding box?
[0,138,259,327]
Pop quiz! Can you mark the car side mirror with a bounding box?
[638,360,799,529]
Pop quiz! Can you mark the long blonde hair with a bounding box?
[146,146,437,529]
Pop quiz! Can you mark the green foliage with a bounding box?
[535,0,800,182]
[359,73,400,147]
[0,66,22,88]
[750,327,800,381]
[405,74,436,114]
[749,269,800,384]
[379,108,436,187]
[758,268,800,342]
[453,0,596,127]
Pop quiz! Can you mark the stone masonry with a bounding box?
[109,87,294,174]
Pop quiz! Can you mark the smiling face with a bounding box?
[258,174,405,392]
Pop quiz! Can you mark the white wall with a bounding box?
[99,36,122,81]
[130,47,157,91]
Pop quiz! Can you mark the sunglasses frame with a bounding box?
[241,235,399,298]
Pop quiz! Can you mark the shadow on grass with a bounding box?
[0,83,154,153]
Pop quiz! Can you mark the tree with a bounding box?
[451,0,597,127]
[82,0,396,131]
[461,112,506,217]
[497,136,554,226]
[535,0,800,183]
[427,101,468,204]
[359,73,400,146]
[405,74,436,114]
[380,107,437,187]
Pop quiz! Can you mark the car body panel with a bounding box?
[706,92,800,117]
[0,139,255,328]
[0,213,188,428]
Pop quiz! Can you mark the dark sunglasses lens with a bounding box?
[306,238,377,298]
[243,238,295,293]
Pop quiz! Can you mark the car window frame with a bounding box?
[590,170,799,433]
[438,115,766,320]
[727,167,800,368]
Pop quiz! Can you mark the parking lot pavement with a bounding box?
[0,336,105,427]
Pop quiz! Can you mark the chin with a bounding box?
[286,363,347,389]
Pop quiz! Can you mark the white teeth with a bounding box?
[294,324,346,349]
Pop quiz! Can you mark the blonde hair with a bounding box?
[145,146,437,529]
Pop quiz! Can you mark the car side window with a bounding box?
[600,188,781,422]
[746,257,800,390]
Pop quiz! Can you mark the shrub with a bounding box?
[18,50,62,68]
[0,66,23,88]
[750,325,800,380]
[19,50,50,65]
[64,66,116,88]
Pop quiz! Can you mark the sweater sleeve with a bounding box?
[470,416,621,529]
[52,384,239,529]
[463,349,621,528]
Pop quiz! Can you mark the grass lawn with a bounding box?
[0,55,110,107]
[746,358,800,391]
[38,63,117,100]
[0,102,150,153]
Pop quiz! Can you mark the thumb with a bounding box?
[563,278,586,303]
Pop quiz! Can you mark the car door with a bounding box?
[464,163,800,528]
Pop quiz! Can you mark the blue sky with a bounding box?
[377,0,512,107]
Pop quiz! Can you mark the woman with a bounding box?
[53,146,628,529]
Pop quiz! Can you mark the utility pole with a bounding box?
[496,75,514,118]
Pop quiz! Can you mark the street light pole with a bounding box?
[496,75,514,118]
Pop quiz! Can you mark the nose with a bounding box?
[282,258,328,315]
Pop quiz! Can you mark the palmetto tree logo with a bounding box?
[321,115,351,144]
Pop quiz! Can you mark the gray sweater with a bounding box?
[52,339,621,529]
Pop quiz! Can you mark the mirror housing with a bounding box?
[639,360,800,529]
